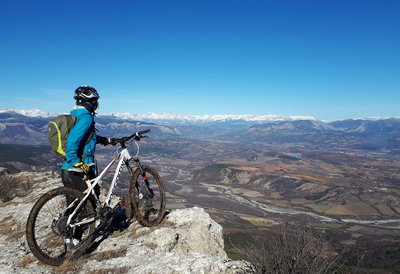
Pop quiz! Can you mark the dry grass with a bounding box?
[18,254,37,268]
[0,219,26,240]
[0,174,33,202]
[325,203,379,217]
[56,249,129,274]
[232,166,259,172]
[239,215,279,228]
[88,248,127,261]
[54,257,85,273]
[88,266,130,274]
[374,204,397,216]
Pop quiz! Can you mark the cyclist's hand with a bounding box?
[134,134,141,141]
[97,136,109,146]
[109,138,118,146]
[74,162,90,174]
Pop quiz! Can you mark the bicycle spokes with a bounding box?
[130,166,165,227]
[26,188,96,266]
[142,174,155,198]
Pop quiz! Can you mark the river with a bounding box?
[205,185,400,229]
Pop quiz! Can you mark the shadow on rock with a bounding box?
[86,205,131,254]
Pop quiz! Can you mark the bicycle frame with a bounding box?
[25,129,160,267]
[66,146,133,228]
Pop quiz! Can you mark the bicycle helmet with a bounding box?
[74,86,100,101]
[74,86,100,112]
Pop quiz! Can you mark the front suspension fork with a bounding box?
[130,157,154,198]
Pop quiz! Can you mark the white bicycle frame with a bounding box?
[66,146,132,228]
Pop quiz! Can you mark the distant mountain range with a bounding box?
[0,108,399,151]
[2,108,399,123]
[0,108,317,123]
[0,108,54,118]
[239,119,400,151]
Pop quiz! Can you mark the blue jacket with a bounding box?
[61,106,97,171]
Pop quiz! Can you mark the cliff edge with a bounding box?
[0,171,254,273]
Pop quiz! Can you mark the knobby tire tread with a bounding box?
[129,166,166,227]
[26,187,95,266]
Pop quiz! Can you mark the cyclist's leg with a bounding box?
[61,170,97,242]
[61,170,99,203]
[61,170,88,191]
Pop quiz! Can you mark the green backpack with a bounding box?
[48,114,95,158]
[48,115,77,158]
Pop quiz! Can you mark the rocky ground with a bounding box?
[0,171,254,273]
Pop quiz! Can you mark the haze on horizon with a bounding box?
[0,0,399,121]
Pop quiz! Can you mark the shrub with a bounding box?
[0,174,32,202]
[229,223,339,274]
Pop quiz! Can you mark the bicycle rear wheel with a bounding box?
[129,166,166,227]
[26,187,95,266]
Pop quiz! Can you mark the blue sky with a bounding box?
[0,0,399,121]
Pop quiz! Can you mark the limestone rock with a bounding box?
[0,171,255,273]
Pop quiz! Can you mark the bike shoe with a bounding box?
[65,238,81,249]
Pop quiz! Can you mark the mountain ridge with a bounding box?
[0,108,317,122]
[1,109,400,151]
[2,108,399,122]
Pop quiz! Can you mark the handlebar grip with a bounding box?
[109,138,119,146]
[138,129,151,135]
[109,129,151,146]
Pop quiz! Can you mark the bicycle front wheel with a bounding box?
[129,166,166,227]
[26,187,95,266]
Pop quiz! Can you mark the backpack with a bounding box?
[48,115,77,158]
[48,114,95,158]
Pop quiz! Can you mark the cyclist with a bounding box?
[61,85,109,247]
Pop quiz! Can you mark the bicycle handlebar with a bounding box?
[109,129,150,147]
[137,129,151,135]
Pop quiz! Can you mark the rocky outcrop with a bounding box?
[84,207,254,273]
[0,171,254,273]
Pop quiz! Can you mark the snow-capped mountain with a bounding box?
[1,108,399,151]
[0,108,55,118]
[1,108,319,122]
[2,108,399,124]
[104,112,317,123]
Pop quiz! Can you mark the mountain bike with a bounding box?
[26,129,166,266]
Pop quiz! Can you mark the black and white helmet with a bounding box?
[74,85,100,112]
[74,86,100,101]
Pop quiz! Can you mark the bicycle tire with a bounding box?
[124,165,135,220]
[129,166,166,227]
[26,187,95,266]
